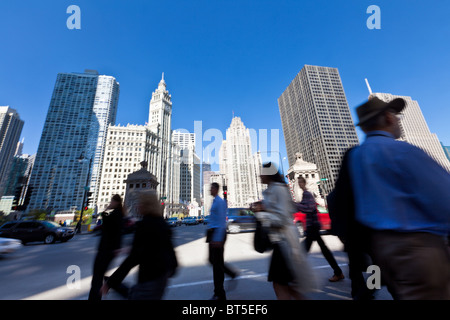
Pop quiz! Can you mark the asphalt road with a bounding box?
[0,223,392,300]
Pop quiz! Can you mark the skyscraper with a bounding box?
[3,153,35,212]
[96,124,160,211]
[172,131,201,205]
[219,117,264,207]
[173,131,195,149]
[147,73,174,199]
[0,106,24,197]
[441,142,450,162]
[179,144,201,205]
[370,92,450,172]
[97,74,182,217]
[278,65,359,194]
[201,162,212,195]
[27,70,119,212]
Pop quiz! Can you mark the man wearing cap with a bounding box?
[331,97,450,300]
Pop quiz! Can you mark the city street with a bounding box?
[0,223,392,300]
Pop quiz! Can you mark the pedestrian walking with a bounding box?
[296,176,344,282]
[330,96,450,300]
[101,190,178,300]
[88,194,127,300]
[207,182,239,301]
[255,162,316,300]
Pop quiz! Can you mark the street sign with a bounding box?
[320,178,328,181]
[161,197,167,200]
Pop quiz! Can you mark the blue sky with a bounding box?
[1,0,449,173]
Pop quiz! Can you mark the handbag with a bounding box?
[254,220,272,253]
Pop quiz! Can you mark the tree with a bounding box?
[28,209,48,221]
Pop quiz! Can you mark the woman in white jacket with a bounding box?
[255,162,317,300]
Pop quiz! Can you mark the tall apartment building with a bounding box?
[219,117,265,208]
[27,70,119,212]
[278,65,359,194]
[370,92,450,172]
[0,106,24,197]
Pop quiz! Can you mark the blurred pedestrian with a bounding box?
[88,194,126,300]
[207,182,239,301]
[255,162,316,300]
[331,97,450,300]
[101,190,178,300]
[296,176,344,282]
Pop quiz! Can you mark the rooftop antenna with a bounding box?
[365,78,373,95]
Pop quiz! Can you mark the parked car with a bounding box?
[196,216,205,224]
[292,204,331,237]
[226,208,257,234]
[0,220,75,245]
[167,217,182,227]
[183,216,199,226]
[0,237,22,255]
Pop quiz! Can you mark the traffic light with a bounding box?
[11,186,22,211]
[84,206,88,211]
[223,191,227,200]
[318,185,324,198]
[85,191,93,208]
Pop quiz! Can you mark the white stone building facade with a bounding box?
[219,117,265,208]
[370,92,450,172]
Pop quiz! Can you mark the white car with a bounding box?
[0,237,22,255]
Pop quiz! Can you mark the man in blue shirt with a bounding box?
[347,96,450,299]
[207,182,238,301]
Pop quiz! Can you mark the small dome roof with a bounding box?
[125,161,158,183]
[290,152,318,171]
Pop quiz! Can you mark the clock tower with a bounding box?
[148,73,174,200]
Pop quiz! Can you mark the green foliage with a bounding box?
[28,209,48,220]
[73,209,94,225]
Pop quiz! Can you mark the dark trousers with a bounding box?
[88,250,128,300]
[304,226,343,276]
[346,244,375,300]
[128,275,168,300]
[208,244,236,299]
[371,231,450,300]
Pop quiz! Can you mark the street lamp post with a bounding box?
[75,154,93,234]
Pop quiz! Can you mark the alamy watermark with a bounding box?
[66,265,81,290]
[366,264,381,290]
[67,5,81,30]
[367,5,381,30]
